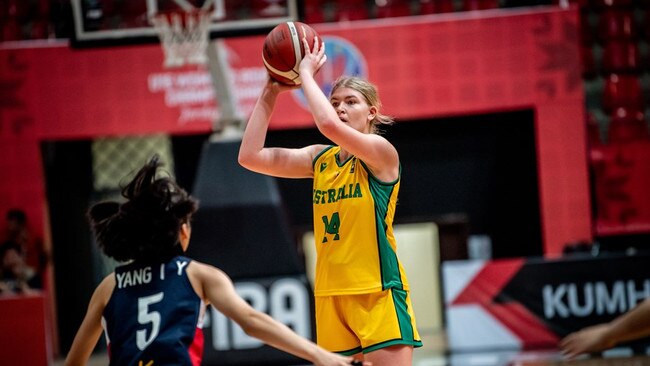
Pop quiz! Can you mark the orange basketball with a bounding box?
[262,21,320,86]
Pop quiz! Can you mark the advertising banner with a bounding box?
[443,254,650,351]
[202,275,314,365]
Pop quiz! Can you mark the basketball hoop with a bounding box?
[150,7,211,68]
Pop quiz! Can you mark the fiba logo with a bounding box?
[292,35,368,109]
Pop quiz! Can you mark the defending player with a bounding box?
[64,156,368,366]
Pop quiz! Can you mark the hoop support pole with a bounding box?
[206,39,243,137]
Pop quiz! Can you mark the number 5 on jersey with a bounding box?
[137,292,164,350]
[321,212,340,243]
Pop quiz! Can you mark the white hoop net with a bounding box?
[151,9,211,68]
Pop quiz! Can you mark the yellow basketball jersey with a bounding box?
[311,146,410,296]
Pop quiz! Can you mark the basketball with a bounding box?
[262,21,320,86]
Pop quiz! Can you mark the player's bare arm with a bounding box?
[65,274,115,366]
[561,298,650,359]
[239,78,327,178]
[298,37,399,182]
[190,262,367,366]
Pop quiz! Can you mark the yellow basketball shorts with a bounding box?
[314,288,422,355]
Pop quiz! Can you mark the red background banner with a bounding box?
[0,6,591,256]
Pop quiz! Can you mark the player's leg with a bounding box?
[347,288,422,366]
[315,295,362,355]
[364,344,413,365]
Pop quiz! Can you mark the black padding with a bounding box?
[188,140,305,279]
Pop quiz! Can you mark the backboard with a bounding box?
[70,0,300,47]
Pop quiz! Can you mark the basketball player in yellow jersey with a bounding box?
[239,36,421,365]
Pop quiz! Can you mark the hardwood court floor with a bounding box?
[52,350,650,366]
[413,331,650,366]
[53,331,650,366]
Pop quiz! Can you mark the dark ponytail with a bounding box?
[88,156,198,263]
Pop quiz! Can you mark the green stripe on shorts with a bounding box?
[362,289,423,354]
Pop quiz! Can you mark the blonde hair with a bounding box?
[330,76,394,134]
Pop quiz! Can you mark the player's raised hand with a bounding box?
[299,35,326,77]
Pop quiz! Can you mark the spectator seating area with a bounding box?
[578,0,650,146]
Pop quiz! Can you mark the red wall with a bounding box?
[0,294,52,364]
[0,6,591,256]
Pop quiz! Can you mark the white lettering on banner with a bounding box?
[596,281,626,315]
[179,107,219,124]
[543,284,568,318]
[147,71,213,107]
[234,85,266,100]
[543,280,650,319]
[165,88,214,106]
[568,283,594,317]
[148,71,211,92]
[147,66,267,124]
[231,67,266,118]
[175,73,211,88]
[628,281,650,308]
[148,74,174,92]
[235,67,267,83]
[148,69,265,105]
[270,279,310,337]
[210,278,311,351]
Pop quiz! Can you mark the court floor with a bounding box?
[53,354,650,366]
[413,331,650,366]
[52,330,650,365]
[52,350,650,366]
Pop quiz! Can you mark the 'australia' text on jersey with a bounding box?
[313,183,363,204]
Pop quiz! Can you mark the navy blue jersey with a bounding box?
[102,256,205,366]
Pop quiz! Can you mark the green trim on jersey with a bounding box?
[312,145,335,169]
[360,160,404,291]
[335,151,354,167]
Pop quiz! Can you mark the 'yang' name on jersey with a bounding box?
[116,267,152,289]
